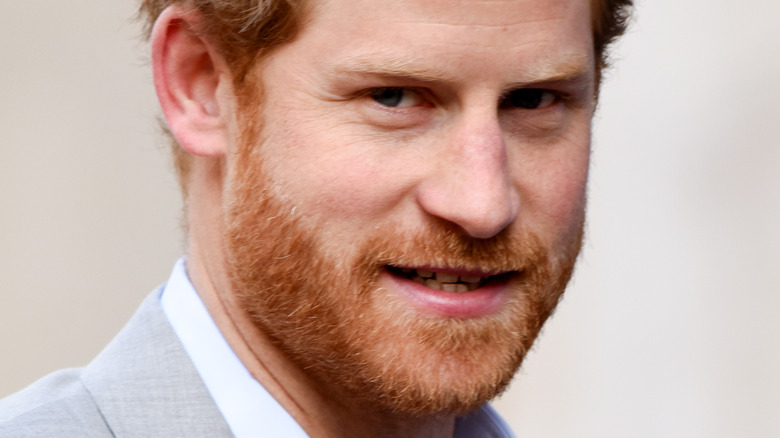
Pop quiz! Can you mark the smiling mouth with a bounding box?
[386,266,514,293]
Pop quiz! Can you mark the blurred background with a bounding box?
[1,1,778,436]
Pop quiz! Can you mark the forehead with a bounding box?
[290,0,594,84]
[313,0,590,28]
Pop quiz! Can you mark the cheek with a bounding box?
[548,159,589,228]
[514,142,590,238]
[263,120,416,230]
[305,158,393,213]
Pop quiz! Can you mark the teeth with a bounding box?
[401,269,483,293]
[425,279,442,289]
[417,269,434,279]
[440,283,456,292]
[398,268,487,293]
[436,272,459,283]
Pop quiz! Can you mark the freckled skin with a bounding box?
[187,0,596,436]
[251,0,594,248]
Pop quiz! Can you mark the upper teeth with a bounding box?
[404,269,485,293]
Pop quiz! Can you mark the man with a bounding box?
[0,0,631,436]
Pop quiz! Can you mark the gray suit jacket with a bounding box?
[0,289,233,437]
[1,288,514,438]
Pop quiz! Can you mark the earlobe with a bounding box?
[152,6,231,157]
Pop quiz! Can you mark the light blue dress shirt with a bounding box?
[161,259,515,438]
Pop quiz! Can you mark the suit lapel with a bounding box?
[81,288,233,437]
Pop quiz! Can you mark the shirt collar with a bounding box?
[161,258,308,438]
[160,258,515,438]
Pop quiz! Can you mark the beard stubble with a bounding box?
[223,107,584,417]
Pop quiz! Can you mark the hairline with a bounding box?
[149,0,629,201]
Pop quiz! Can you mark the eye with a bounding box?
[501,89,557,110]
[369,87,423,108]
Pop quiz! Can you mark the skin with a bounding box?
[152,0,595,436]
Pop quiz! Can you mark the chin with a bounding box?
[225,154,583,417]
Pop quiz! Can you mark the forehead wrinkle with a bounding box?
[397,12,575,30]
[370,0,580,28]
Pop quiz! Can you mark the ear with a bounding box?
[151,6,231,157]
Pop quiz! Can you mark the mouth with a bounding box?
[386,266,514,293]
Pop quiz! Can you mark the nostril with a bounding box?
[459,206,516,239]
[416,179,520,240]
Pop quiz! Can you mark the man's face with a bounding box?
[223,0,594,415]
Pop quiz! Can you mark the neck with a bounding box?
[185,243,456,438]
[182,166,456,437]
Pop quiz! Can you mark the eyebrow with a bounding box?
[329,50,594,87]
[332,54,458,83]
[511,55,595,85]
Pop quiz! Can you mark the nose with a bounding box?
[416,113,520,239]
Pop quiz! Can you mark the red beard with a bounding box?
[223,153,582,416]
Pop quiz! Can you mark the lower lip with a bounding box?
[380,269,513,318]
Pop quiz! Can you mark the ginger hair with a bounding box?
[138,0,633,196]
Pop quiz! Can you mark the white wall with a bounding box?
[2,1,778,436]
[0,0,181,394]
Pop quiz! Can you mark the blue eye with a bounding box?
[501,89,556,109]
[370,88,422,107]
[372,88,404,106]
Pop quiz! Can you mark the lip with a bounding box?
[392,265,512,278]
[380,266,516,318]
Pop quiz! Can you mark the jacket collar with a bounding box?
[80,288,233,437]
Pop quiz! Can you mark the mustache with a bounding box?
[354,223,549,276]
